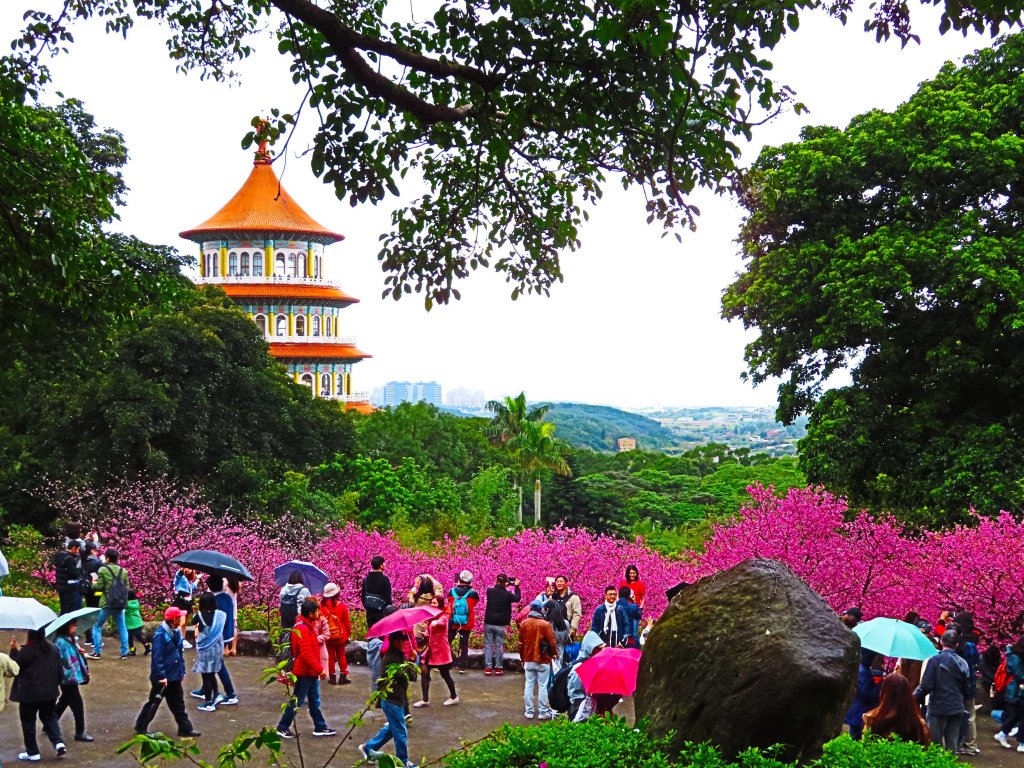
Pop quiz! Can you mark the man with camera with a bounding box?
[482,573,521,676]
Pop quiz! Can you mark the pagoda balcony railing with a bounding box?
[195,274,331,287]
[329,392,371,403]
[267,333,357,345]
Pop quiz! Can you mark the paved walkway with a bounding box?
[0,655,634,766]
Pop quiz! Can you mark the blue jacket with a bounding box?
[957,641,980,698]
[591,601,628,647]
[615,598,642,643]
[1005,650,1024,705]
[915,649,971,715]
[845,663,882,729]
[150,622,186,683]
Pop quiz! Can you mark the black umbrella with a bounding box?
[171,550,253,581]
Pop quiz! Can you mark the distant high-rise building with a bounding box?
[383,381,412,406]
[370,387,386,407]
[413,381,443,406]
[446,388,486,409]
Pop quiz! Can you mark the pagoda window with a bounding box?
[253,253,263,276]
[255,314,267,335]
[312,315,321,337]
[288,254,298,277]
[240,252,250,276]
[300,373,314,394]
[300,255,307,278]
[321,374,331,396]
[325,317,332,337]
[276,314,287,336]
[275,254,286,277]
[314,255,322,279]
[295,315,306,337]
[337,373,345,394]
[228,252,238,276]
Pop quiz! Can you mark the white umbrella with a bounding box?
[0,548,9,578]
[0,596,59,631]
[45,607,102,638]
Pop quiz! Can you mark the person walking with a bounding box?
[359,630,418,768]
[483,574,521,676]
[361,556,392,692]
[10,629,65,761]
[135,607,200,738]
[551,576,583,641]
[191,592,226,712]
[53,619,93,743]
[446,570,478,674]
[53,539,83,615]
[276,599,337,739]
[519,598,557,720]
[914,630,973,750]
[189,576,239,705]
[414,597,459,708]
[591,586,628,648]
[126,590,149,656]
[994,636,1024,751]
[224,576,241,656]
[320,583,352,685]
[87,548,130,660]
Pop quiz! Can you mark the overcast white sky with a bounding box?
[1,4,994,409]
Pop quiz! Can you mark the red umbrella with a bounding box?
[575,647,643,696]
[366,606,442,638]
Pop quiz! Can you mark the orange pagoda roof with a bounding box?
[180,149,343,244]
[345,401,376,415]
[270,342,371,361]
[219,283,359,304]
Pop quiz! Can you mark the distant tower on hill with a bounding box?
[180,139,372,414]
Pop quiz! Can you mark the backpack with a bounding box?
[325,606,345,640]
[280,591,300,628]
[995,658,1012,693]
[103,565,129,610]
[451,589,471,625]
[549,662,576,713]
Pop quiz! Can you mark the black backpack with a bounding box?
[548,662,576,713]
[103,565,129,610]
[280,591,300,628]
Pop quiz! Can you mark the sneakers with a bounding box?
[358,743,382,760]
[524,711,534,719]
[338,674,351,685]
[220,695,239,706]
[443,697,460,706]
[197,702,218,712]
[56,743,67,757]
[277,729,296,740]
[85,653,101,660]
[1017,745,1024,754]
[1014,727,1021,738]
[213,694,226,706]
[537,710,555,720]
[120,654,129,660]
[74,734,95,743]
[457,669,466,675]
[996,732,1012,749]
[182,640,193,649]
[17,753,41,762]
[190,689,205,699]
[413,700,431,708]
[494,668,504,676]
[144,642,152,656]
[178,730,201,738]
[312,727,338,737]
[129,647,137,656]
[484,666,492,676]
[405,714,413,724]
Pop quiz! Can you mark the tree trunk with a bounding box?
[534,476,542,526]
[516,481,523,524]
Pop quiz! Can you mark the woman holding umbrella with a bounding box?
[10,628,66,760]
[54,619,93,742]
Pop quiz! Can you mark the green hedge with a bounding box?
[441,718,962,768]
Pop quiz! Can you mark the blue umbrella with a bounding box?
[274,560,330,594]
[0,596,58,631]
[853,617,939,661]
[45,606,102,638]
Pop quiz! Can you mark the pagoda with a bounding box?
[180,140,372,413]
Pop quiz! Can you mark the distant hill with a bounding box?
[541,402,680,452]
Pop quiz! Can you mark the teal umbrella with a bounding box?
[45,606,101,638]
[853,617,939,660]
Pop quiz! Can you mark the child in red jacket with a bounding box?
[276,599,337,739]
[320,583,351,685]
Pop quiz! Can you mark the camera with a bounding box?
[507,576,518,584]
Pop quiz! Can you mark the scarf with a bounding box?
[602,601,618,640]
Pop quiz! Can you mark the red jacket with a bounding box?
[290,616,323,678]
[446,584,479,631]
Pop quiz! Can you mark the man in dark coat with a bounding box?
[360,556,392,691]
[135,607,200,738]
[53,540,83,615]
[483,574,521,675]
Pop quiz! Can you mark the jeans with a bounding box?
[448,626,471,669]
[483,624,506,670]
[218,662,236,696]
[277,676,328,733]
[1001,701,1024,742]
[367,637,383,692]
[92,606,129,657]
[55,684,86,736]
[523,661,552,716]
[136,680,194,736]
[19,700,63,756]
[928,712,964,750]
[58,589,83,616]
[366,700,409,763]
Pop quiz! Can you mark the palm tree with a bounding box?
[486,393,550,523]
[507,419,572,525]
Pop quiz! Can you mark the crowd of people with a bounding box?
[840,606,1024,756]
[8,532,1021,767]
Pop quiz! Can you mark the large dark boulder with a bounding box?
[635,558,858,761]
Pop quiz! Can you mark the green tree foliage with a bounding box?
[13,1,1024,307]
[723,34,1024,521]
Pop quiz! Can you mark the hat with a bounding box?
[530,598,545,611]
[459,569,473,584]
[842,607,862,620]
[164,606,184,622]
[323,582,340,598]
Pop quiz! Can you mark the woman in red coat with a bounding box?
[414,597,459,707]
[320,584,352,685]
[618,565,646,609]
[275,600,336,739]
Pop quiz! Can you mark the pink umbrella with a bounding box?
[575,647,643,696]
[366,606,442,638]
